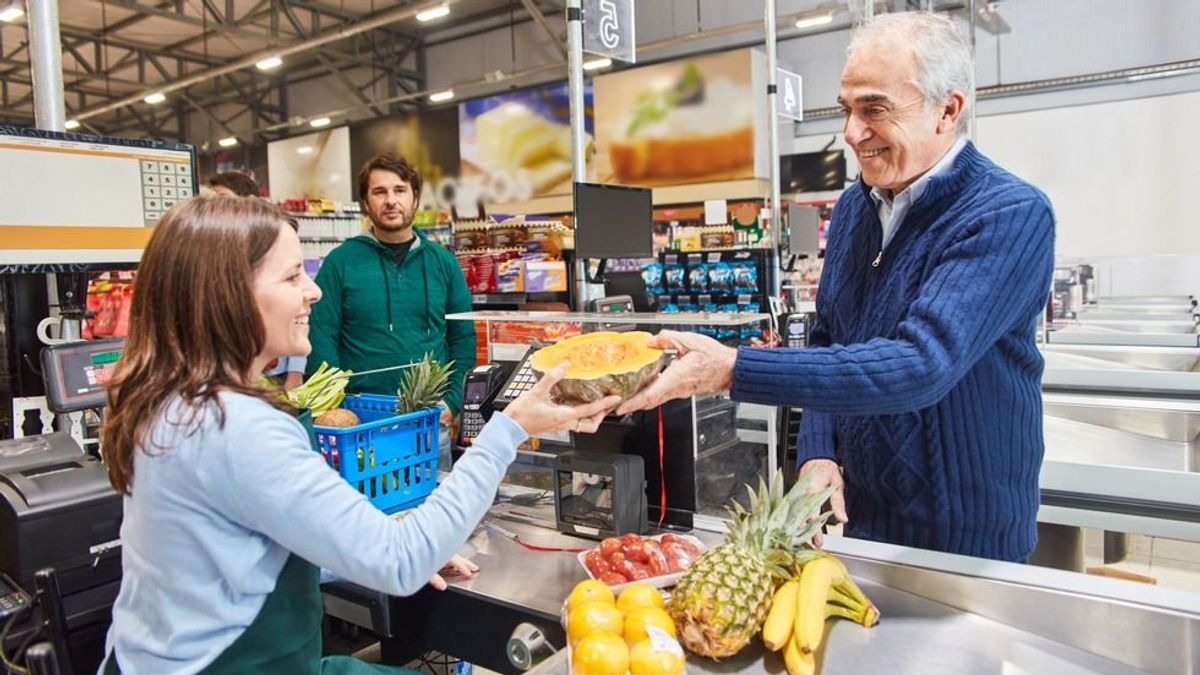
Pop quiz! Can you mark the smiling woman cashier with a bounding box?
[98,196,618,674]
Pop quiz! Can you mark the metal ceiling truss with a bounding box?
[0,0,428,142]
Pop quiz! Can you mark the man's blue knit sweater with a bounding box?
[732,142,1054,562]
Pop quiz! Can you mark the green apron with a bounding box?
[105,554,414,674]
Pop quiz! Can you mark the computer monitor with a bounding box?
[573,182,653,259]
[780,150,846,193]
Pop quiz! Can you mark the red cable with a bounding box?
[657,405,667,529]
[511,537,589,553]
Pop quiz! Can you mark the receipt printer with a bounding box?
[0,433,123,595]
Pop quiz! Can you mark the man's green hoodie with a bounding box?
[307,229,475,414]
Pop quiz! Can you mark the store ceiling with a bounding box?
[0,0,563,140]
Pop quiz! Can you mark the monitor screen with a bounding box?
[573,182,653,259]
[780,150,846,193]
[0,125,196,265]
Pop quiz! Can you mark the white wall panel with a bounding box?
[976,90,1200,259]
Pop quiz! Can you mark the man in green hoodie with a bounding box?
[308,153,475,429]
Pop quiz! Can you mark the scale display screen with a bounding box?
[40,339,125,413]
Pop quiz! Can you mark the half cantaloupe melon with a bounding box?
[528,331,666,404]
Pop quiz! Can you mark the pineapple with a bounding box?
[667,471,833,659]
[395,353,455,414]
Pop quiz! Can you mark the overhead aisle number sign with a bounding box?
[776,68,803,122]
[584,0,636,63]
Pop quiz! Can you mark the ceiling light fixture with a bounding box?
[218,137,238,148]
[0,4,24,23]
[309,117,331,128]
[582,57,612,71]
[428,89,455,103]
[143,92,166,105]
[255,56,283,71]
[416,4,450,22]
[63,120,80,130]
[794,12,834,30]
[297,146,314,155]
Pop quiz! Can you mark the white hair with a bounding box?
[847,11,974,135]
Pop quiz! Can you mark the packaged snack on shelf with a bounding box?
[732,261,758,294]
[521,260,569,292]
[495,258,523,293]
[687,263,708,293]
[488,222,528,249]
[676,227,702,252]
[664,264,686,293]
[641,263,665,295]
[707,262,734,293]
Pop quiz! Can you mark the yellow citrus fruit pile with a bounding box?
[566,580,686,675]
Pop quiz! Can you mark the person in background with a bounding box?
[207,170,306,390]
[617,11,1055,563]
[207,171,260,198]
[100,195,619,673]
[307,153,473,451]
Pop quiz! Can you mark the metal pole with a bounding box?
[566,0,590,308]
[765,0,782,299]
[27,0,66,131]
[968,0,978,140]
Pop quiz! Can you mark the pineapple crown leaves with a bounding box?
[723,470,836,579]
[395,353,456,414]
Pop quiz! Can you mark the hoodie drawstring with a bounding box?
[378,255,394,332]
[421,254,431,335]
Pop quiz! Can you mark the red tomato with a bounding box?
[584,550,610,577]
[660,534,680,545]
[644,541,668,576]
[675,538,701,557]
[619,533,642,547]
[606,550,626,568]
[599,537,622,557]
[599,572,628,586]
[662,542,693,573]
[627,562,651,580]
[623,540,650,563]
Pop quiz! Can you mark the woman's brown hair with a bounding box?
[101,195,296,494]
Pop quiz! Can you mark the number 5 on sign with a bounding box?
[584,0,636,63]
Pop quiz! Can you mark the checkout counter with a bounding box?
[346,309,1200,674]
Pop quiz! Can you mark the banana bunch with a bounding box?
[761,554,880,675]
[284,362,351,415]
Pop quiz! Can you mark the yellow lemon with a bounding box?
[567,579,615,612]
[572,630,630,675]
[623,606,676,646]
[629,636,686,675]
[567,600,624,646]
[616,583,665,613]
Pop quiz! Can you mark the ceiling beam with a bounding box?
[517,0,567,58]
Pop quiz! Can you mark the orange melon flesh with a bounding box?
[529,331,666,404]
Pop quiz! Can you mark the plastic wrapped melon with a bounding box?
[529,331,667,404]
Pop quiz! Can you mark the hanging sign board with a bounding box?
[776,68,804,121]
[584,0,636,64]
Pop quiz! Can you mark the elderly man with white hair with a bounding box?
[618,11,1055,562]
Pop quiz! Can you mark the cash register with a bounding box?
[0,338,124,672]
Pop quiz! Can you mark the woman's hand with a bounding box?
[504,363,621,437]
[427,554,479,591]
